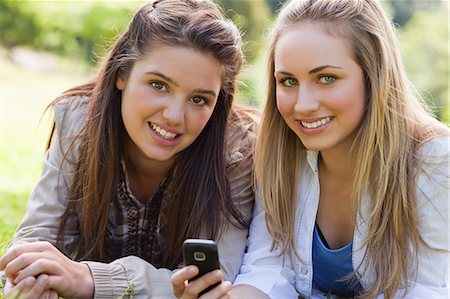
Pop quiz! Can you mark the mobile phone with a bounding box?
[182,238,221,296]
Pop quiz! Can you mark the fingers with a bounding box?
[199,281,232,299]
[25,274,50,299]
[0,241,54,271]
[2,246,92,299]
[171,266,199,298]
[47,290,59,299]
[183,269,224,299]
[38,289,59,299]
[1,242,65,285]
[4,274,54,299]
[4,276,36,299]
[13,259,60,285]
[4,252,46,279]
[171,266,229,299]
[2,250,60,284]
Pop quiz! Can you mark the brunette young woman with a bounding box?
[0,0,258,298]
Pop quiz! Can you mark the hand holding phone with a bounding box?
[182,239,221,296]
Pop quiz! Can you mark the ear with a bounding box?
[116,77,126,90]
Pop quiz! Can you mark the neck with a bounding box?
[317,129,360,180]
[123,138,174,203]
[319,147,356,181]
[124,138,174,180]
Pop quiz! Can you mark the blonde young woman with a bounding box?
[229,0,448,298]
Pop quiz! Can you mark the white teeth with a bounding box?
[301,117,331,129]
[150,123,177,140]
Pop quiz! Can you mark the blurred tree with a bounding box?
[0,1,139,65]
[388,0,415,27]
[383,0,442,27]
[218,0,272,61]
[0,0,39,50]
[217,0,273,105]
[400,6,449,121]
[267,0,288,14]
[76,3,135,64]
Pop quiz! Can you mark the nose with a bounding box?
[294,85,319,114]
[162,97,184,126]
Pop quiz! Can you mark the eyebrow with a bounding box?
[274,70,294,77]
[308,65,343,74]
[192,89,218,98]
[145,71,217,98]
[145,71,178,86]
[275,65,343,77]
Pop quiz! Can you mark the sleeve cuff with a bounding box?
[82,261,131,298]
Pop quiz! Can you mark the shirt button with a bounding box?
[301,267,308,275]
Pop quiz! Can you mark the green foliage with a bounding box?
[219,0,273,62]
[382,0,442,27]
[119,283,135,299]
[267,0,287,14]
[399,6,449,122]
[0,1,142,64]
[387,0,415,27]
[217,0,273,105]
[0,0,39,49]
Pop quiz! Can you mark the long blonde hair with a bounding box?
[255,0,449,297]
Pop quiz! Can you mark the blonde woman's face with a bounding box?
[117,45,222,163]
[274,22,366,154]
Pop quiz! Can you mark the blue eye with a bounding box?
[150,81,167,91]
[191,96,207,106]
[281,77,298,87]
[318,76,336,84]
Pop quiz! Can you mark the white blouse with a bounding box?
[234,136,449,298]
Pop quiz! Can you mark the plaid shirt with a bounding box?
[105,160,169,268]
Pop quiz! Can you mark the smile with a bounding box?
[149,122,178,140]
[300,117,332,129]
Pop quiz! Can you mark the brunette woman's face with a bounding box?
[274,22,366,154]
[117,45,222,162]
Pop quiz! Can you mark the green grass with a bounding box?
[0,49,89,255]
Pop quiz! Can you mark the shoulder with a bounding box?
[415,135,449,183]
[416,135,450,162]
[414,136,449,242]
[54,95,89,124]
[53,95,89,137]
[225,105,261,165]
[415,135,450,181]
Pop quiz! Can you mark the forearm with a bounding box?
[84,256,176,299]
[231,284,269,299]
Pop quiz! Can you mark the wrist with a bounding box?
[75,262,95,299]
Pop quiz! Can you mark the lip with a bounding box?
[296,116,333,135]
[148,122,182,146]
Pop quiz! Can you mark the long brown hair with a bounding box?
[256,0,448,297]
[52,0,246,268]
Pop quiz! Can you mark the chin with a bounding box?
[144,150,176,162]
[300,141,330,152]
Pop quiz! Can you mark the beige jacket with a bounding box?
[11,96,258,298]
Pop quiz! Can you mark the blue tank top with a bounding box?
[312,224,361,297]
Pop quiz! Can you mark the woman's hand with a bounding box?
[171,265,232,299]
[3,275,58,299]
[0,241,94,299]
